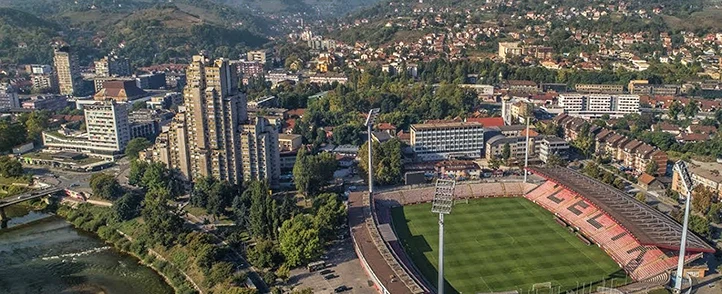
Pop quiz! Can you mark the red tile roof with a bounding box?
[465,116,505,128]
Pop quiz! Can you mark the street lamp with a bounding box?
[365,108,380,195]
[672,160,695,293]
[431,179,455,294]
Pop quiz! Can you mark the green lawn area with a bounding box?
[391,197,627,294]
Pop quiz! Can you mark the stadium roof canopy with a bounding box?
[528,167,715,253]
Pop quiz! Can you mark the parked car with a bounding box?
[334,286,351,293]
[323,274,337,280]
[319,269,334,275]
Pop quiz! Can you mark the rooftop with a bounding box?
[529,167,714,253]
[411,121,482,130]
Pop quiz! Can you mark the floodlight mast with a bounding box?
[365,108,380,195]
[673,160,695,293]
[431,179,455,294]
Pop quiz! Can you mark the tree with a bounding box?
[545,154,566,167]
[128,160,149,186]
[19,110,49,143]
[142,187,186,246]
[683,100,699,119]
[89,173,123,200]
[501,143,511,160]
[635,192,646,203]
[707,203,722,224]
[488,157,501,170]
[125,138,152,159]
[206,262,234,287]
[689,214,711,239]
[113,193,143,221]
[668,100,683,120]
[692,186,714,214]
[645,161,659,176]
[293,149,336,197]
[246,181,276,239]
[358,138,403,186]
[275,264,290,282]
[0,120,27,153]
[247,239,282,268]
[313,193,347,241]
[278,214,322,267]
[0,156,24,178]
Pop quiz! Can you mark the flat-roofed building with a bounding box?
[575,84,625,94]
[558,93,640,118]
[410,121,484,161]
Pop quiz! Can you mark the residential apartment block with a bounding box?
[247,49,271,64]
[148,54,280,187]
[558,93,640,118]
[672,162,722,198]
[53,45,81,96]
[0,83,20,110]
[555,114,667,175]
[574,84,624,94]
[498,42,553,62]
[241,117,281,187]
[485,134,568,163]
[95,56,132,77]
[410,121,484,161]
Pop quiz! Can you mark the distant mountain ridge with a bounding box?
[0,0,269,66]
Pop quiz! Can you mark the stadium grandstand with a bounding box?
[375,182,536,205]
[526,167,715,281]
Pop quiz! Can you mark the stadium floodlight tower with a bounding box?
[673,160,696,294]
[431,179,456,294]
[365,108,380,194]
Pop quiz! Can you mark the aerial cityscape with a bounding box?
[1,0,722,293]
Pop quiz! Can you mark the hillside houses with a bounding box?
[554,114,667,175]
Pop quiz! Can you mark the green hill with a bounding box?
[0,7,60,64]
[0,0,269,65]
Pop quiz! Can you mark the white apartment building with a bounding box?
[84,101,130,153]
[0,83,20,109]
[43,101,130,158]
[558,93,640,119]
[410,121,484,161]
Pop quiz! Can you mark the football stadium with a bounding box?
[348,167,714,294]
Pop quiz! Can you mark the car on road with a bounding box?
[69,183,79,187]
[319,269,334,275]
[334,285,351,293]
[323,274,337,280]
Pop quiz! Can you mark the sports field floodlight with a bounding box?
[672,160,695,294]
[365,108,380,195]
[431,179,456,294]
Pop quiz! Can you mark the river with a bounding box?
[0,205,173,294]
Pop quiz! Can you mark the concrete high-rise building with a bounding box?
[410,121,485,161]
[241,116,281,187]
[84,101,131,153]
[247,49,271,64]
[54,45,81,96]
[0,83,20,110]
[150,54,248,185]
[42,100,130,158]
[95,56,132,77]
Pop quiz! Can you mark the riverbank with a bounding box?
[0,214,173,294]
[55,205,199,294]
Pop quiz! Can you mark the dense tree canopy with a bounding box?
[89,173,123,200]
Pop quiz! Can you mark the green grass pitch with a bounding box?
[391,197,628,294]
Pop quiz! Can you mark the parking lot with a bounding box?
[288,238,375,294]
